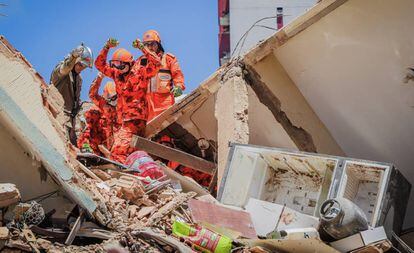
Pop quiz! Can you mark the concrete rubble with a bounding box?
[0,0,414,252]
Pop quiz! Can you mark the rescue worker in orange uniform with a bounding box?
[137,30,185,121]
[89,72,119,149]
[95,38,161,163]
[157,135,212,187]
[77,106,106,155]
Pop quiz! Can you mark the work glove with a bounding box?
[71,46,84,58]
[132,38,145,50]
[105,38,119,49]
[171,86,183,97]
[81,143,93,153]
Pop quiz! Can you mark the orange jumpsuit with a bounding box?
[95,47,160,163]
[138,52,185,121]
[77,108,106,155]
[89,75,118,149]
[172,164,212,187]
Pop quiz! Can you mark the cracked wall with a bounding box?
[242,61,317,152]
[242,54,344,156]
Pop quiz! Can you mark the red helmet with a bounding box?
[111,48,133,63]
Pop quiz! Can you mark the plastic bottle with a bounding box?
[172,221,232,253]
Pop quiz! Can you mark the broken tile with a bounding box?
[0,227,9,240]
[137,206,157,219]
[188,199,257,239]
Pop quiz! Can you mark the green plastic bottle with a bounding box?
[172,221,232,253]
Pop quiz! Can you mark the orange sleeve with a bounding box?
[77,128,91,149]
[95,47,117,79]
[167,54,185,90]
[89,75,106,110]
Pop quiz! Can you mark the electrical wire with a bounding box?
[231,16,278,58]
[255,24,278,31]
[22,190,60,203]
[237,23,278,58]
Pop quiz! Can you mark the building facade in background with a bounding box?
[218,0,317,65]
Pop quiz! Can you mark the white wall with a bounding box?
[229,0,317,56]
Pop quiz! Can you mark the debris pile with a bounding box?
[0,12,413,251]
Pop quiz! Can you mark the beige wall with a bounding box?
[176,95,217,142]
[275,0,414,227]
[249,54,344,155]
[0,121,58,199]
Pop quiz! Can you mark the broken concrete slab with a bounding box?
[0,184,20,208]
[330,227,388,253]
[0,37,104,219]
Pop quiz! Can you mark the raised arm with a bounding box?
[89,72,106,109]
[132,38,161,77]
[94,38,120,79]
[50,48,80,85]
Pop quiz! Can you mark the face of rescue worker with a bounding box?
[74,62,87,73]
[111,61,130,74]
[119,64,130,74]
[145,41,159,53]
[106,94,118,107]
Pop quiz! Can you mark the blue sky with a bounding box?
[0,0,219,100]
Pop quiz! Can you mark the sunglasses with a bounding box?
[143,41,158,47]
[107,94,118,101]
[110,60,128,70]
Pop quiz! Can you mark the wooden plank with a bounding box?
[65,212,83,245]
[131,135,216,175]
[74,160,103,182]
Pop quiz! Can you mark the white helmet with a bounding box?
[76,44,93,68]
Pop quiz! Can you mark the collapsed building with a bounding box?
[146,0,414,228]
[0,0,413,252]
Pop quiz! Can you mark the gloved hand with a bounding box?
[81,143,93,153]
[105,38,119,49]
[132,38,145,50]
[171,86,183,97]
[71,46,84,58]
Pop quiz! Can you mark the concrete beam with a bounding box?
[215,63,249,184]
